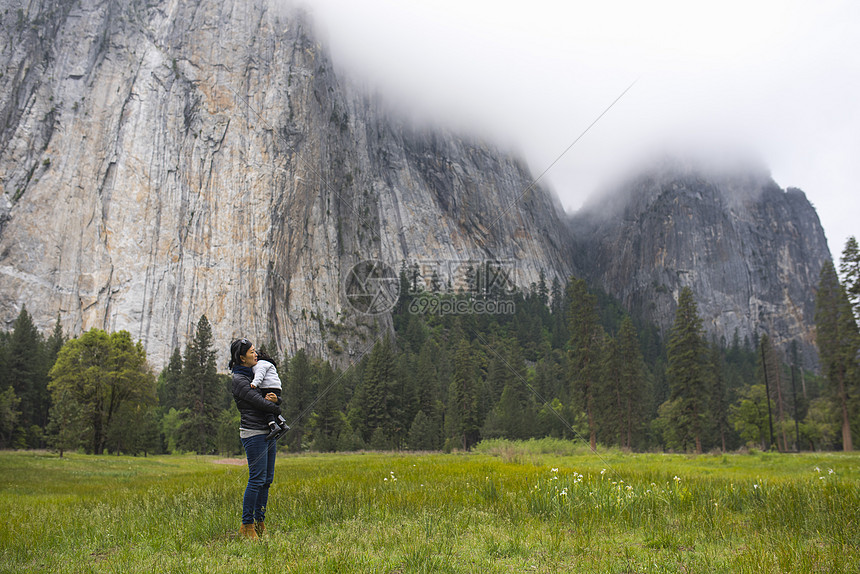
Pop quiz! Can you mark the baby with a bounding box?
[251,350,291,441]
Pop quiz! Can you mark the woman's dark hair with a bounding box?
[255,349,278,370]
[229,338,253,369]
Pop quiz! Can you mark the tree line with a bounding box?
[1,237,858,455]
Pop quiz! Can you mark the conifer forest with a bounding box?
[1,238,858,456]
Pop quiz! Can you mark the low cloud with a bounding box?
[293,0,860,253]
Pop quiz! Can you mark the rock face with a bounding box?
[0,0,573,366]
[0,0,834,371]
[569,160,831,365]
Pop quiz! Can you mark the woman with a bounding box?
[230,338,282,540]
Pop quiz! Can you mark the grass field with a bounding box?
[1,441,858,573]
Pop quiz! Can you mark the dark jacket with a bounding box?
[232,366,281,430]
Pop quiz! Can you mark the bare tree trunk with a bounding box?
[774,366,788,452]
[839,376,854,451]
[626,397,633,450]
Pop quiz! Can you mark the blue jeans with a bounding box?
[240,433,277,525]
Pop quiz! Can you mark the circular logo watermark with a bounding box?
[343,260,401,315]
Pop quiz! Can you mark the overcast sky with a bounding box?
[297,0,860,259]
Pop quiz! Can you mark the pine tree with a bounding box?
[393,352,417,448]
[7,306,47,446]
[493,384,528,439]
[360,336,398,447]
[407,410,435,450]
[840,236,860,319]
[707,339,730,452]
[44,314,65,361]
[664,286,707,453]
[484,337,531,428]
[533,350,569,438]
[411,261,422,294]
[446,338,480,450]
[566,278,603,451]
[599,333,623,447]
[157,348,184,411]
[0,331,8,391]
[311,360,342,452]
[616,316,649,449]
[176,316,223,454]
[397,262,412,309]
[537,270,549,309]
[284,349,313,452]
[39,316,65,433]
[814,260,858,451]
[415,338,443,448]
[550,277,563,314]
[483,342,508,419]
[402,313,427,354]
[0,386,21,449]
[550,277,567,349]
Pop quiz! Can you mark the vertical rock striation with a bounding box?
[0,0,573,366]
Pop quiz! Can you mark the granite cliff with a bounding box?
[0,0,832,369]
[0,0,572,366]
[570,160,831,365]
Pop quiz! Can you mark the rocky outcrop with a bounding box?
[569,160,831,365]
[0,0,573,366]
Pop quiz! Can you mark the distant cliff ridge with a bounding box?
[569,162,831,366]
[0,0,573,366]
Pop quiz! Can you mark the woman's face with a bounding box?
[240,345,258,367]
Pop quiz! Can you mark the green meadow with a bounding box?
[1,441,858,573]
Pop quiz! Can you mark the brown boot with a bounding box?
[255,521,265,537]
[238,523,259,540]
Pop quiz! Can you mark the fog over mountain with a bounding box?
[0,0,838,370]
[300,0,860,254]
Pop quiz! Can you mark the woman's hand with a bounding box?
[265,392,278,403]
